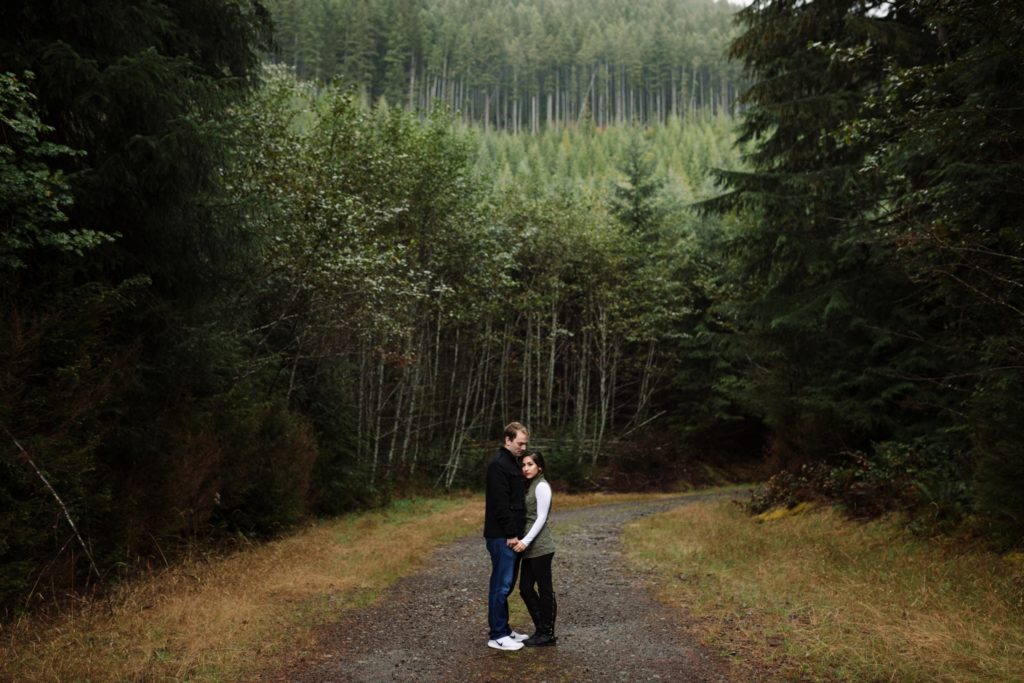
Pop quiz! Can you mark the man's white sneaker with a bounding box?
[509,630,530,642]
[487,635,524,651]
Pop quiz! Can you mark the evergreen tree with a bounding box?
[262,0,742,129]
[702,0,924,464]
[707,0,1024,535]
[609,131,665,241]
[0,0,271,610]
[850,0,1024,538]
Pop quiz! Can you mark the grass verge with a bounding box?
[623,497,1024,682]
[1,496,481,682]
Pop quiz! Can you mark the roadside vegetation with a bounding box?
[0,497,480,682]
[624,497,1024,682]
[0,492,662,682]
[10,489,1019,683]
[5,0,1024,651]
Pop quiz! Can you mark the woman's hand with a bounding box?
[512,540,526,553]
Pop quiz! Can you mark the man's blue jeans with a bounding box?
[486,537,522,640]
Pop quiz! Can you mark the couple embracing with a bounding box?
[483,421,557,652]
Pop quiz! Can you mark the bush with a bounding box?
[747,439,969,531]
[970,371,1024,548]
[747,465,829,514]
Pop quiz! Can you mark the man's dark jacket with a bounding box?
[483,447,526,539]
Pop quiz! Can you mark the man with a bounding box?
[483,421,530,651]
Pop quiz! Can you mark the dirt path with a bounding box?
[256,495,741,682]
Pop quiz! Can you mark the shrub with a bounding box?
[747,439,969,531]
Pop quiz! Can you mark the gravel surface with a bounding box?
[255,494,745,682]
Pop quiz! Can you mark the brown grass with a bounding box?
[1,496,483,682]
[623,498,1024,682]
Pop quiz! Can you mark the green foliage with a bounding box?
[265,0,743,127]
[0,72,114,269]
[749,440,968,532]
[0,0,272,297]
[1,0,749,617]
[701,0,920,466]
[473,111,750,457]
[609,131,666,240]
[850,0,1024,543]
[971,371,1024,547]
[718,0,1024,543]
[221,66,522,498]
[6,0,1022,622]
[0,0,273,615]
[475,113,740,193]
[824,442,968,526]
[746,467,822,515]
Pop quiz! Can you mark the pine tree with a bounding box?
[853,0,1024,538]
[701,0,924,464]
[0,0,271,611]
[610,131,664,241]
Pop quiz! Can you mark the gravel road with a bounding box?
[256,494,742,682]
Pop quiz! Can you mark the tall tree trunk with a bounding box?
[522,315,531,427]
[690,66,698,114]
[387,366,406,477]
[371,359,385,486]
[448,327,460,426]
[357,342,368,461]
[403,342,422,473]
[669,74,674,120]
[593,302,609,465]
[632,341,656,427]
[497,320,512,422]
[534,312,543,427]
[408,54,416,110]
[546,301,557,428]
[574,330,590,462]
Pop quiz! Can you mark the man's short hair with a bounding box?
[503,421,528,442]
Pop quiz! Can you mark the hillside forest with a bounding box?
[2,0,1023,616]
[266,0,744,127]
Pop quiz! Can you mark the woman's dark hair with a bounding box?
[523,450,545,472]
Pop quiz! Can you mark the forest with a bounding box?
[2,0,1023,618]
[266,0,743,128]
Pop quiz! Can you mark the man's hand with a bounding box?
[506,537,520,548]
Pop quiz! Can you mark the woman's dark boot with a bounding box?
[522,598,542,636]
[525,590,556,646]
[524,626,556,647]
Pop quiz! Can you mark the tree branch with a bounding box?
[3,425,101,580]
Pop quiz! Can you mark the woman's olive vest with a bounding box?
[524,474,555,558]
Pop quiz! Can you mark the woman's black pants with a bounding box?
[519,552,556,635]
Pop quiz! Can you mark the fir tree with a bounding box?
[610,131,665,241]
[702,0,923,463]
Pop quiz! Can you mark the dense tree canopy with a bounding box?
[265,0,743,129]
[1,0,273,610]
[4,0,1024,618]
[1,3,737,611]
[703,0,1024,540]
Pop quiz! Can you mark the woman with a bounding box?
[513,451,556,647]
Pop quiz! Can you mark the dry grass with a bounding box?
[623,498,1024,682]
[1,496,483,682]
